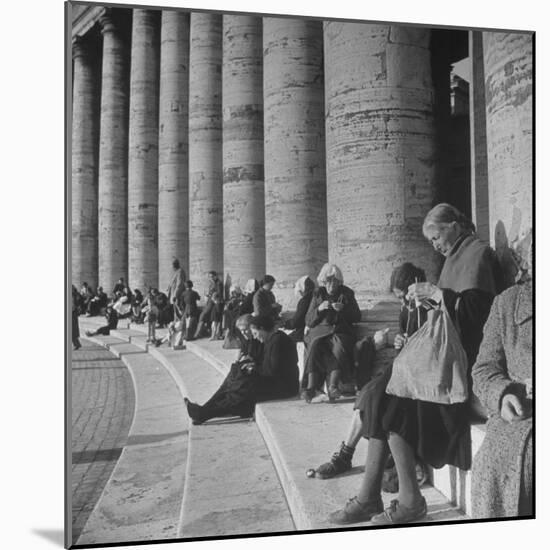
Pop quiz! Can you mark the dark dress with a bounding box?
[181,289,200,318]
[302,285,361,389]
[253,288,278,319]
[284,290,314,342]
[95,308,119,336]
[361,234,500,470]
[240,293,255,315]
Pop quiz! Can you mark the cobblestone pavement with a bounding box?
[70,340,135,544]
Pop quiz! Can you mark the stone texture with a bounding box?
[189,13,223,296]
[222,15,265,289]
[158,11,190,291]
[128,9,161,291]
[483,32,533,284]
[98,10,130,294]
[324,23,439,306]
[263,18,328,308]
[469,31,490,244]
[72,35,100,289]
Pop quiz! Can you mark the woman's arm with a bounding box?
[340,288,361,324]
[305,290,325,328]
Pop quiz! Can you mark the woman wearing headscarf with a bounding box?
[471,230,532,519]
[284,275,316,342]
[301,263,361,402]
[240,279,260,315]
[330,203,501,526]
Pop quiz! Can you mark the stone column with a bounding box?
[222,15,265,290]
[158,11,190,291]
[98,10,130,294]
[189,13,223,296]
[263,18,328,307]
[324,23,439,306]
[469,31,490,244]
[128,9,161,291]
[72,35,100,289]
[483,32,533,284]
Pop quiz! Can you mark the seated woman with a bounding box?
[222,285,246,348]
[240,279,259,315]
[184,314,299,425]
[130,288,145,323]
[253,275,282,320]
[113,286,132,318]
[301,263,361,402]
[283,275,315,343]
[85,305,118,337]
[471,232,532,519]
[86,286,108,317]
[314,263,427,479]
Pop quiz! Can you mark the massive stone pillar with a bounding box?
[469,31,490,244]
[324,23,439,306]
[483,32,533,284]
[189,14,223,296]
[263,18,328,307]
[158,11,189,291]
[222,15,265,289]
[72,35,100,289]
[128,9,161,291]
[98,10,130,294]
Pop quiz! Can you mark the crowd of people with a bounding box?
[71,203,533,524]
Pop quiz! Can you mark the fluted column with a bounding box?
[222,15,265,289]
[98,10,130,294]
[158,11,190,291]
[469,31,490,244]
[324,23,439,306]
[128,9,161,291]
[263,18,327,307]
[484,32,533,284]
[189,13,223,295]
[72,35,100,289]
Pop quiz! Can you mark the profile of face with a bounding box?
[325,277,341,296]
[424,222,462,257]
[263,281,274,291]
[392,287,406,303]
[250,326,268,343]
[238,325,252,340]
[208,272,215,282]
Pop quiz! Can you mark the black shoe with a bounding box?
[317,442,354,479]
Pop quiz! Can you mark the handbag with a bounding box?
[385,300,469,404]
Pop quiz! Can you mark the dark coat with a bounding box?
[471,281,533,518]
[284,290,314,342]
[253,287,278,318]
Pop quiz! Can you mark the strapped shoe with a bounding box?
[316,442,354,479]
[329,496,384,525]
[370,497,427,525]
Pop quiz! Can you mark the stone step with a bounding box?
[76,338,188,546]
[181,339,468,530]
[147,346,296,538]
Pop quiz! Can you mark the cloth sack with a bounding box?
[386,301,468,404]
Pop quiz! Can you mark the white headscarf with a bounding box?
[230,284,242,296]
[317,263,344,286]
[243,279,257,295]
[294,275,310,297]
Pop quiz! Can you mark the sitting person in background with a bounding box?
[471,231,532,519]
[155,290,172,328]
[253,275,282,320]
[130,288,145,323]
[194,271,224,339]
[181,280,200,340]
[155,301,185,349]
[86,286,108,317]
[79,282,94,315]
[240,279,259,315]
[301,263,361,402]
[222,285,245,348]
[283,275,315,342]
[113,277,125,297]
[113,286,133,318]
[312,263,427,479]
[184,315,299,425]
[85,305,118,337]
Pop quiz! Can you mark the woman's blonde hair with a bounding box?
[317,263,344,286]
[422,203,476,238]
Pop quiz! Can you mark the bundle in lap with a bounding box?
[386,302,468,405]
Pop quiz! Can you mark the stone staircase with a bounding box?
[73,314,475,544]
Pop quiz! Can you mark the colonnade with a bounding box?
[71,7,533,307]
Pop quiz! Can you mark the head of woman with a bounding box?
[390,263,426,303]
[317,263,344,296]
[422,203,475,257]
[249,315,276,343]
[236,314,254,340]
[294,275,315,298]
[261,275,276,291]
[229,285,242,298]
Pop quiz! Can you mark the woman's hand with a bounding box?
[394,333,407,350]
[407,282,443,305]
[500,393,531,422]
[318,300,331,311]
[332,301,345,312]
